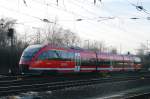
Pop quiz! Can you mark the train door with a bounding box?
[74,53,81,72]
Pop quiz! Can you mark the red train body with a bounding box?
[19,44,142,74]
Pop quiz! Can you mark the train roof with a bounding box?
[28,44,137,57]
[24,44,44,52]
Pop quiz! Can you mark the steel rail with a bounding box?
[0,73,148,87]
[0,74,150,97]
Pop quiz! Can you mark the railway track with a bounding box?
[0,72,150,97]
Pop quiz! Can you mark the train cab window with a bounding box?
[38,51,58,60]
[38,52,48,60]
[22,45,42,61]
[47,51,57,59]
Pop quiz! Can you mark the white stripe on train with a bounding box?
[30,68,74,70]
[30,67,135,71]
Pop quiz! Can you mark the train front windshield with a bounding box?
[21,45,42,61]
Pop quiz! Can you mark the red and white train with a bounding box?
[19,44,142,74]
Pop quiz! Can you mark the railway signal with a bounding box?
[7,28,14,38]
[7,28,15,74]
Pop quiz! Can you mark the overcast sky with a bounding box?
[0,0,150,53]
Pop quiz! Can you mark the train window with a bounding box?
[61,51,68,59]
[23,48,39,57]
[38,51,48,60]
[99,61,111,66]
[38,50,58,60]
[55,50,75,60]
[22,45,42,57]
[134,57,141,63]
[47,51,58,59]
[68,52,75,60]
[113,61,124,67]
[22,47,41,60]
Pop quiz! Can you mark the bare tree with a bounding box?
[44,21,80,47]
[82,40,107,52]
[0,18,16,48]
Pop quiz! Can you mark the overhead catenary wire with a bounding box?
[32,0,115,22]
[69,0,114,20]
[44,0,149,36]
[31,0,98,21]
[23,0,28,7]
[68,0,117,22]
[1,0,149,34]
[0,2,54,24]
[94,0,101,5]
[126,0,150,15]
[31,0,124,35]
[1,0,150,53]
[1,0,147,24]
